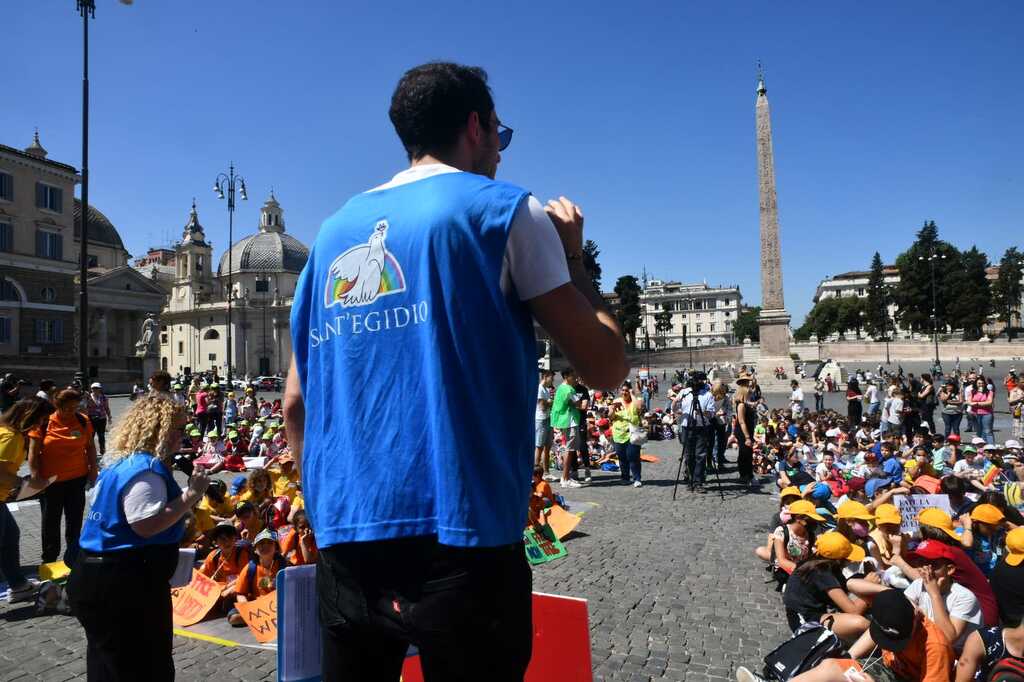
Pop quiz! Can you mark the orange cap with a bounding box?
[970,503,1006,525]
[837,500,875,522]
[918,507,960,542]
[815,531,866,562]
[788,500,826,522]
[1005,527,1024,567]
[873,503,902,527]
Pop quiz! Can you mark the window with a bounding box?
[0,172,12,201]
[208,353,217,362]
[178,341,184,354]
[0,221,10,252]
[35,183,63,212]
[161,333,168,345]
[696,324,702,332]
[0,317,10,343]
[40,287,56,303]
[711,323,716,332]
[34,319,64,344]
[255,280,269,293]
[88,255,98,268]
[203,329,220,340]
[35,230,63,260]
[0,279,19,301]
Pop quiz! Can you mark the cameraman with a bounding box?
[677,372,715,493]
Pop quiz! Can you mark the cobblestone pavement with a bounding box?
[0,385,1015,681]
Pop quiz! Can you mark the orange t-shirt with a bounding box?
[882,614,953,682]
[29,412,94,482]
[200,544,252,584]
[278,526,319,566]
[236,556,282,600]
[527,480,555,527]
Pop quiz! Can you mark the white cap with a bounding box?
[983,444,1001,451]
[825,428,840,438]
[1004,439,1022,450]
[90,382,102,389]
[871,429,881,439]
[972,437,987,446]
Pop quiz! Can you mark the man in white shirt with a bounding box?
[789,380,804,420]
[903,540,983,652]
[865,382,880,417]
[534,370,556,480]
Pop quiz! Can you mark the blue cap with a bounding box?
[865,477,892,499]
[810,482,832,501]
[230,475,247,495]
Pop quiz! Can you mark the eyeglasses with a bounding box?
[497,122,513,151]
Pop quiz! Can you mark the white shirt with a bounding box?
[369,164,570,301]
[902,580,981,651]
[790,388,804,406]
[535,384,552,420]
[121,471,168,524]
[866,385,879,405]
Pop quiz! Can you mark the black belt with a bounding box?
[79,545,174,565]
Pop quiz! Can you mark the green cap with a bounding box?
[261,431,272,440]
[963,445,978,454]
[253,529,277,546]
[207,427,219,438]
[227,430,239,439]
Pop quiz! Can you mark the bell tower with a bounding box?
[170,199,213,312]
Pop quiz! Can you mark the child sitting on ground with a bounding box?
[228,529,284,627]
[200,523,252,611]
[527,466,556,530]
[279,510,318,566]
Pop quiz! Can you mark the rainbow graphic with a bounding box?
[323,221,407,308]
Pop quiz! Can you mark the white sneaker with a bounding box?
[560,479,582,489]
[543,473,558,482]
[633,480,643,488]
[736,666,766,682]
[583,476,592,483]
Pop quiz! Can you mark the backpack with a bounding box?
[988,658,1024,682]
[762,620,849,682]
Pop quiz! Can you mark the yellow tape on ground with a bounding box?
[173,628,238,648]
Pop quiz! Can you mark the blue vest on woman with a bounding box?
[79,453,184,552]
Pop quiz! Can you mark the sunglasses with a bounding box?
[497,121,513,151]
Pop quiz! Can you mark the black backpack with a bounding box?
[762,621,849,682]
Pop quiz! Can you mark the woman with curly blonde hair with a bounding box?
[68,393,210,682]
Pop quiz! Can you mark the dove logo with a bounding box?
[324,220,407,309]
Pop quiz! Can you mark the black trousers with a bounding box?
[68,545,178,682]
[90,417,108,455]
[40,476,87,565]
[318,536,532,682]
[736,434,754,481]
[681,425,711,487]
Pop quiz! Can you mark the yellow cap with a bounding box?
[873,503,902,527]
[788,499,826,522]
[970,503,1006,526]
[780,486,802,500]
[815,531,867,562]
[1006,527,1024,567]
[918,507,961,542]
[837,500,875,522]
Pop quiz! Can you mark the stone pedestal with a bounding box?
[138,352,160,383]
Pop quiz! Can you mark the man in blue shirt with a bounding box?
[283,62,627,680]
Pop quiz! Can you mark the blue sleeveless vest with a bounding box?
[291,171,536,547]
[79,453,184,552]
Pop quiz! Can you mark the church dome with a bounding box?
[73,198,125,249]
[217,191,308,275]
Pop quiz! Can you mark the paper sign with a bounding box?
[244,456,267,470]
[39,560,70,582]
[401,592,593,682]
[524,527,567,565]
[236,590,278,643]
[277,565,320,682]
[545,504,581,540]
[170,549,196,588]
[171,569,221,626]
[893,494,954,535]
[16,475,57,501]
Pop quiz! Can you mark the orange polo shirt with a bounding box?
[882,614,954,682]
[236,556,282,599]
[28,412,93,483]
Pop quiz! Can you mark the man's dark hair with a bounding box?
[940,475,966,498]
[561,368,576,380]
[150,370,172,392]
[389,62,495,161]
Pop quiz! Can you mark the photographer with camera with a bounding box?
[676,372,715,494]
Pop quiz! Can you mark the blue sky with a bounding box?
[5,1,1022,323]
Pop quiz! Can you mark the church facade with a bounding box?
[158,193,309,378]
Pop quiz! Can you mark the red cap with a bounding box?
[846,477,866,492]
[946,434,961,443]
[907,539,959,564]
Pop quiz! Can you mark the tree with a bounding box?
[614,275,642,349]
[582,240,602,293]
[654,304,673,348]
[837,296,868,337]
[894,220,959,334]
[946,246,992,340]
[795,297,843,341]
[992,247,1024,339]
[733,306,761,343]
[864,252,891,340]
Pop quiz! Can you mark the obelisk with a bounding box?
[754,69,793,376]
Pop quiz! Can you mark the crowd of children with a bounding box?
[738,393,1024,682]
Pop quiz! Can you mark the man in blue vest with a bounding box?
[283,62,627,680]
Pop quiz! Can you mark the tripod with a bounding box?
[672,386,725,501]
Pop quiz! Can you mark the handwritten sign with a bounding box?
[524,527,567,565]
[545,505,581,540]
[893,494,953,535]
[236,590,277,643]
[170,570,221,626]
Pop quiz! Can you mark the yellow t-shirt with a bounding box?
[0,425,26,500]
[271,469,300,500]
[194,496,234,534]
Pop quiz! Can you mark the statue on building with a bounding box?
[135,314,159,357]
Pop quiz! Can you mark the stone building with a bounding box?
[812,266,908,339]
[639,280,742,348]
[158,192,309,377]
[0,132,163,389]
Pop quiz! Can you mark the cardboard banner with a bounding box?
[545,504,581,540]
[39,560,70,582]
[236,590,278,643]
[171,569,221,627]
[893,494,953,535]
[524,527,567,565]
[16,475,57,501]
[401,592,593,682]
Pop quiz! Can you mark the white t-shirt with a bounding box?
[790,388,804,406]
[902,579,981,651]
[535,384,552,420]
[121,471,168,524]
[866,385,879,405]
[887,398,903,425]
[369,164,570,301]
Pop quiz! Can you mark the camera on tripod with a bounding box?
[687,371,708,391]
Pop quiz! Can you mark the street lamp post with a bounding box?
[919,251,947,369]
[213,164,247,386]
[75,0,94,381]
